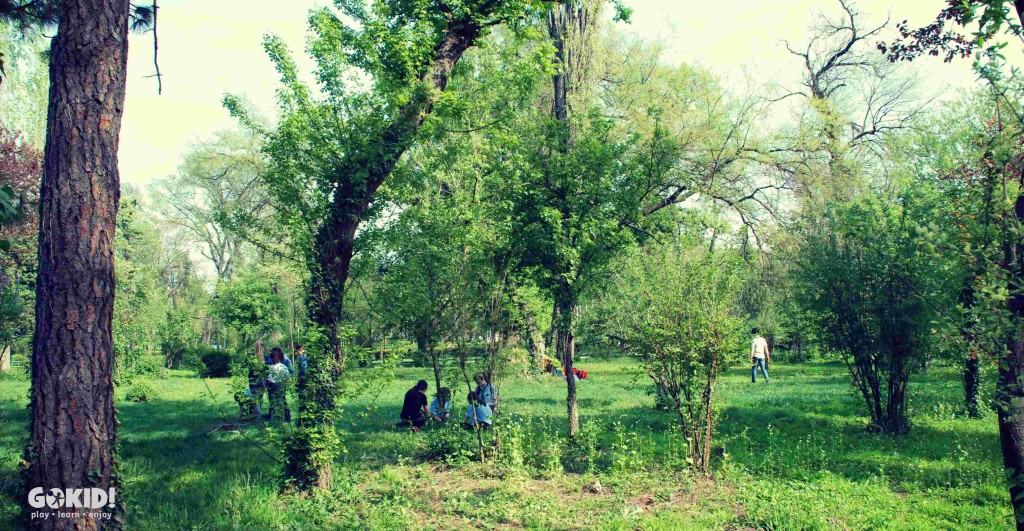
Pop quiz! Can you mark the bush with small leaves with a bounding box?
[125,381,156,403]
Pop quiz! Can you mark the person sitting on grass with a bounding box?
[543,359,562,378]
[398,379,430,431]
[430,387,452,423]
[464,391,493,430]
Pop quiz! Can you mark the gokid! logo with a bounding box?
[27,487,116,521]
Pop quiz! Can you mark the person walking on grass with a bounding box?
[399,380,430,431]
[751,328,770,384]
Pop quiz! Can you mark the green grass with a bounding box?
[0,359,1011,529]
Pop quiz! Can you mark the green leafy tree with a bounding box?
[227,0,561,490]
[599,240,746,474]
[113,195,172,384]
[794,190,960,434]
[496,8,775,437]
[150,127,271,282]
[884,3,1024,523]
[209,266,286,347]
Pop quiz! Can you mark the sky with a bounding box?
[117,0,1000,188]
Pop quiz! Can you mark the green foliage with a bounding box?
[794,190,962,434]
[124,381,156,403]
[149,127,271,281]
[200,351,232,378]
[424,421,476,465]
[158,306,198,370]
[133,355,169,380]
[210,266,286,344]
[561,424,596,473]
[114,195,173,385]
[596,238,746,473]
[0,22,48,147]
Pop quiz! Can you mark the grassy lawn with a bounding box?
[0,359,1010,529]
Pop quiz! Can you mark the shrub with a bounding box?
[531,433,563,477]
[424,422,475,465]
[201,349,232,377]
[125,381,156,402]
[561,426,596,474]
[600,241,746,474]
[135,355,169,379]
[794,192,959,434]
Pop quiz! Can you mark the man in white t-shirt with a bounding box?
[750,328,770,384]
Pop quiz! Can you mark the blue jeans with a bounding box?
[752,358,769,383]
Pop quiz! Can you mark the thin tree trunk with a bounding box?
[518,299,545,374]
[555,284,579,437]
[547,0,600,441]
[965,352,981,418]
[22,1,130,529]
[429,342,442,396]
[999,188,1024,530]
[884,337,910,434]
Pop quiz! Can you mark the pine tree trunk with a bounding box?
[23,1,130,529]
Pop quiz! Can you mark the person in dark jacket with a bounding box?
[399,380,430,431]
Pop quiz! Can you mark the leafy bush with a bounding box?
[135,355,169,379]
[424,422,475,465]
[180,345,217,371]
[561,426,596,474]
[531,433,563,477]
[125,381,156,402]
[200,349,232,378]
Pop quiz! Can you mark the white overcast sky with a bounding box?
[118,0,1003,187]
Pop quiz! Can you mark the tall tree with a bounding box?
[883,2,1024,526]
[22,0,131,529]
[545,0,602,438]
[229,0,562,491]
[510,13,773,439]
[150,128,270,282]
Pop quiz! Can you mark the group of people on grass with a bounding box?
[244,341,308,423]
[398,372,496,432]
[392,328,770,431]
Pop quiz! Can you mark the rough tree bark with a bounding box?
[999,185,1024,530]
[22,1,130,529]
